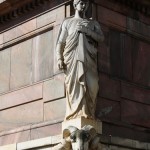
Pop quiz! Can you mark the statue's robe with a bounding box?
[57,17,101,120]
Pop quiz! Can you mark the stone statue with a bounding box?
[56,0,104,120]
[52,125,100,150]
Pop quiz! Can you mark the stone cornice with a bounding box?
[0,0,70,25]
[111,0,150,16]
[0,0,148,27]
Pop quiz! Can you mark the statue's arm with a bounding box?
[56,21,68,69]
[87,21,104,42]
[76,21,104,42]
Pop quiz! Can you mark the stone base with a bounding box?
[62,117,102,134]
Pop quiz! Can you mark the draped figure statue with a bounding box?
[56,0,104,120]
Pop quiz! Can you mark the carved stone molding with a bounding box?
[109,0,150,16]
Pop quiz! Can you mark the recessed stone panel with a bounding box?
[0,48,10,94]
[32,30,54,82]
[10,39,32,89]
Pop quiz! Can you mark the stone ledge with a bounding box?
[0,134,149,150]
[17,135,61,150]
[100,135,150,150]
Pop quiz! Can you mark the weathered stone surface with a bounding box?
[31,123,61,140]
[0,100,43,131]
[0,143,16,150]
[17,19,37,37]
[32,30,54,82]
[43,76,65,102]
[10,39,32,89]
[0,48,10,94]
[96,97,121,121]
[44,98,66,121]
[0,83,43,110]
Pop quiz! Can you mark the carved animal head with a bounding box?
[63,125,100,150]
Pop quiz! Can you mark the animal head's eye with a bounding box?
[83,132,91,141]
[70,133,76,142]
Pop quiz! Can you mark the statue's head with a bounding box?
[63,125,100,150]
[73,0,89,12]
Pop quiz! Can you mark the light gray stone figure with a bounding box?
[52,125,100,150]
[56,0,104,120]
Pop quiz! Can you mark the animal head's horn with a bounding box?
[82,125,96,138]
[63,126,79,139]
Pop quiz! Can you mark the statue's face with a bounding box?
[75,0,89,12]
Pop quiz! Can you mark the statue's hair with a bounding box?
[73,0,90,8]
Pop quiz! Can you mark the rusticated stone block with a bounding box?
[43,75,65,102]
[31,123,62,140]
[44,98,66,121]
[0,130,30,146]
[0,100,43,132]
[0,83,43,110]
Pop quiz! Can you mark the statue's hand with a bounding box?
[76,23,88,34]
[57,59,64,70]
